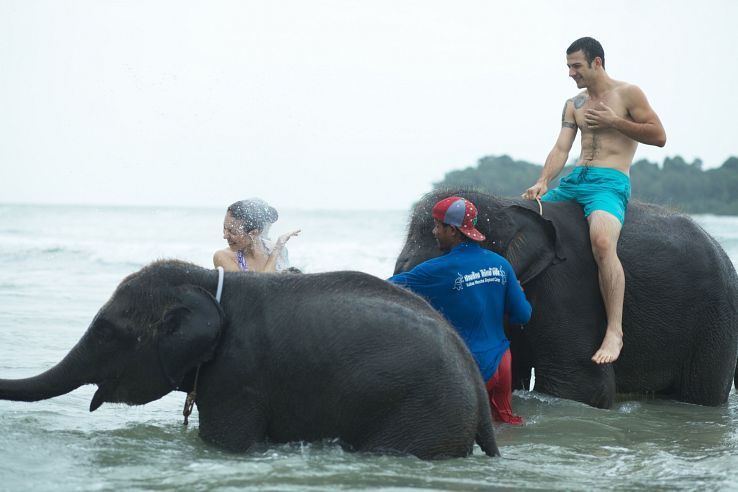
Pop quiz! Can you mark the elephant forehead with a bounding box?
[113,278,176,310]
[97,293,168,339]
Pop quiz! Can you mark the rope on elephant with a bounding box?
[535,197,543,216]
[182,368,200,425]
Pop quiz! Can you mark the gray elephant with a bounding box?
[0,260,499,459]
[394,189,738,408]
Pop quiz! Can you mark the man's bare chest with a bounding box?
[572,93,629,128]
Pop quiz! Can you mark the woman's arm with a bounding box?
[263,230,301,272]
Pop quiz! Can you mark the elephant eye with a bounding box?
[88,319,120,349]
[93,317,116,336]
[93,317,137,347]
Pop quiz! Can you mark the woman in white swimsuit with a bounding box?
[212,198,300,273]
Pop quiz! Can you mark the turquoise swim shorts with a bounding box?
[541,166,631,224]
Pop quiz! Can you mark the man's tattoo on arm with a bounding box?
[573,94,587,109]
[561,99,576,129]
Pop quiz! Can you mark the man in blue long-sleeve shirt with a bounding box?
[389,196,531,424]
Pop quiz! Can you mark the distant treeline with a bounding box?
[434,154,738,215]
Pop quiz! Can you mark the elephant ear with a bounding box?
[157,285,225,388]
[492,204,565,284]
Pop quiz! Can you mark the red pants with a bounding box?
[485,348,523,425]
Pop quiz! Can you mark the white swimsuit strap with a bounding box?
[215,266,224,302]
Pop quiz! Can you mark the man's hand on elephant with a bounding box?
[584,102,617,129]
[522,182,548,200]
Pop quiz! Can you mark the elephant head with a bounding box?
[0,261,225,411]
[394,189,566,284]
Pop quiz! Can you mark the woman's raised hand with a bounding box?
[276,230,301,248]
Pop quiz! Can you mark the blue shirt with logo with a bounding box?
[388,242,532,381]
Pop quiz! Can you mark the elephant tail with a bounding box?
[475,406,500,457]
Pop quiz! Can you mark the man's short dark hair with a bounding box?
[567,37,605,69]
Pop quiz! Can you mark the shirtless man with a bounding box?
[523,37,666,364]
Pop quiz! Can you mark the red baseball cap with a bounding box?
[431,196,486,241]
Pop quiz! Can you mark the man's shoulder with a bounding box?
[613,80,645,98]
[421,253,455,270]
[480,248,516,268]
[473,246,500,257]
[397,254,448,275]
[568,91,588,109]
[417,249,479,273]
[468,246,511,264]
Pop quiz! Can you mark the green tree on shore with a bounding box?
[434,155,738,215]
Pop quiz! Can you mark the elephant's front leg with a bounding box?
[196,398,268,452]
[535,361,616,408]
[508,324,533,390]
[525,287,617,408]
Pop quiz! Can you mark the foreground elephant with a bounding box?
[0,260,499,459]
[395,189,738,408]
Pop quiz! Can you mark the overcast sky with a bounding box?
[2,0,736,210]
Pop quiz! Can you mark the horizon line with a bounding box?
[0,201,412,213]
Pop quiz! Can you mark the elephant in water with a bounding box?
[0,260,499,459]
[395,189,738,408]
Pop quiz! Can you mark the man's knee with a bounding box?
[590,231,616,258]
[588,212,622,258]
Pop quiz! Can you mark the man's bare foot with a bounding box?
[591,331,623,364]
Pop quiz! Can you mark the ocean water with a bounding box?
[1,204,738,491]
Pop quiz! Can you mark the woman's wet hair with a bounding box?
[227,199,279,233]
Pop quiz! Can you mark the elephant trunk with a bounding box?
[0,339,92,402]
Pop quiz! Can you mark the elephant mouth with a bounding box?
[90,379,120,412]
[90,376,167,412]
